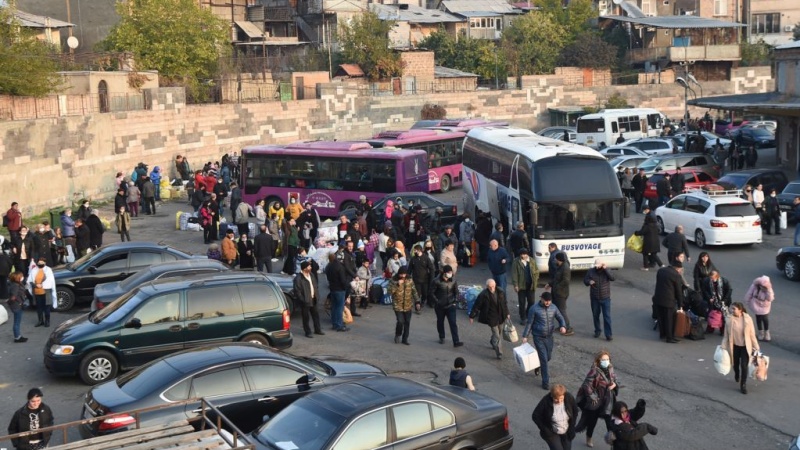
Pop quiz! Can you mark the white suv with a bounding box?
[655,188,762,248]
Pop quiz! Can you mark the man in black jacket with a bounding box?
[74,219,91,257]
[337,240,360,318]
[293,260,324,338]
[469,279,510,359]
[631,168,647,213]
[656,173,672,206]
[508,221,529,257]
[253,224,274,273]
[432,265,462,347]
[584,260,615,340]
[662,225,690,265]
[547,252,574,336]
[670,167,686,194]
[325,253,350,332]
[408,244,434,312]
[653,261,685,343]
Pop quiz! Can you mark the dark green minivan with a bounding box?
[44,273,293,385]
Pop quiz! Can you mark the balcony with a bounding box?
[627,44,741,64]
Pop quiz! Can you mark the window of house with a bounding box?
[713,0,727,15]
[640,0,654,15]
[752,13,780,34]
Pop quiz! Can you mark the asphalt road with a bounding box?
[2,175,798,450]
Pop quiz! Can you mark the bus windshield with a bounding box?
[536,200,622,238]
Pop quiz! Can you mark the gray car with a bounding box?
[637,153,721,177]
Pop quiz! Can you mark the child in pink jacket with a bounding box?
[745,275,774,342]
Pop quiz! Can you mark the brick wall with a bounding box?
[0,68,774,215]
[401,52,435,90]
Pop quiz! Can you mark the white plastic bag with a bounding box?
[502,321,519,343]
[714,344,731,376]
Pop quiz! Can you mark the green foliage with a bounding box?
[740,38,772,67]
[536,0,595,41]
[501,12,567,76]
[0,6,63,96]
[338,12,402,81]
[419,30,506,83]
[793,22,800,41]
[558,31,618,69]
[602,26,630,68]
[421,103,446,119]
[101,0,230,96]
[604,92,629,109]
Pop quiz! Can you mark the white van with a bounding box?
[576,108,666,149]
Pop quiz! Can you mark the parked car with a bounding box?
[777,181,800,214]
[53,242,201,312]
[621,137,676,155]
[599,145,649,158]
[537,126,576,142]
[339,192,457,231]
[776,246,800,281]
[249,376,514,450]
[716,169,789,195]
[723,119,749,135]
[44,272,293,385]
[79,343,385,437]
[637,153,720,177]
[728,127,776,148]
[672,131,731,152]
[644,169,717,202]
[608,156,648,172]
[741,120,776,133]
[655,190,762,248]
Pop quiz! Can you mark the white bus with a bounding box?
[462,127,626,272]
[576,108,666,149]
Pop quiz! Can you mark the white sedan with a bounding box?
[655,191,762,248]
[599,146,650,158]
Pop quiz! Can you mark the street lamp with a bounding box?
[676,76,697,133]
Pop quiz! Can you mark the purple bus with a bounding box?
[366,119,508,193]
[240,141,428,216]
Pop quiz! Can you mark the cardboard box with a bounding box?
[513,343,540,373]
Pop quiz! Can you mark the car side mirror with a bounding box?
[298,373,317,385]
[88,266,97,274]
[125,318,142,329]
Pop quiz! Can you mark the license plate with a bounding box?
[82,404,95,419]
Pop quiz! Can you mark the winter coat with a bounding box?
[221,237,238,263]
[7,402,54,450]
[7,282,26,312]
[635,219,661,254]
[325,259,349,292]
[552,260,571,301]
[114,193,128,212]
[459,220,476,242]
[439,248,458,275]
[652,266,683,309]
[76,205,91,222]
[237,239,254,269]
[126,185,141,203]
[662,232,690,259]
[745,275,774,315]
[701,276,732,308]
[293,272,319,307]
[389,277,418,312]
[531,392,579,442]
[692,261,717,291]
[522,300,566,338]
[26,265,56,299]
[576,365,618,416]
[431,275,458,309]
[286,202,303,220]
[253,233,273,260]
[408,254,434,284]
[61,213,76,237]
[115,211,131,233]
[511,257,539,292]
[149,166,162,186]
[486,247,510,276]
[722,312,759,360]
[86,214,105,248]
[5,207,22,231]
[235,203,253,225]
[584,267,615,301]
[11,234,33,265]
[269,204,285,224]
[255,205,267,226]
[469,287,509,327]
[608,401,650,450]
[141,180,156,198]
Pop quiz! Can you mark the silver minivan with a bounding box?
[637,154,720,177]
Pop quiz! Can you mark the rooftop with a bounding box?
[601,15,745,29]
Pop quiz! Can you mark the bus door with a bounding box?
[496,155,521,233]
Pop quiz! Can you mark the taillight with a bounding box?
[649,185,656,190]
[503,415,509,431]
[96,301,105,310]
[753,219,761,227]
[283,309,290,330]
[98,414,136,432]
[451,206,457,215]
[710,220,728,228]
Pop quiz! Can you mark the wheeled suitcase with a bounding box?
[674,310,690,337]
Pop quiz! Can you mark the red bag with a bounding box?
[707,309,723,329]
[674,310,690,337]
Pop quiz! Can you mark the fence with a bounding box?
[0,92,147,120]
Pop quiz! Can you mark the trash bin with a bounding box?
[49,208,64,230]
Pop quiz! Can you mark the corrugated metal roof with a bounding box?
[370,4,463,23]
[441,0,517,14]
[435,65,478,78]
[13,10,73,28]
[601,15,745,29]
[456,11,502,17]
[618,0,645,19]
[235,21,265,39]
[339,64,365,77]
[688,92,800,113]
[776,41,800,50]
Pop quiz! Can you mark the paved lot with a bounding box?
[2,161,799,449]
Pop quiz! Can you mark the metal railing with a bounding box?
[0,398,254,449]
[0,93,147,120]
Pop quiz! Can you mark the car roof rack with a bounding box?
[687,187,743,197]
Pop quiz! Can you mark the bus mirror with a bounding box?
[530,202,538,227]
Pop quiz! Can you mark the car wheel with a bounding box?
[241,333,270,346]
[80,350,118,385]
[340,201,357,211]
[694,229,707,248]
[439,174,452,193]
[656,217,665,235]
[55,287,76,312]
[785,256,800,281]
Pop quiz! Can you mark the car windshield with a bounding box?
[536,200,622,238]
[716,175,748,189]
[638,158,661,171]
[67,251,96,271]
[783,184,800,195]
[91,289,144,324]
[254,401,344,450]
[118,268,156,290]
[716,203,757,217]
[116,360,182,398]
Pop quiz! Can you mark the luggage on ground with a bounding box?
[673,309,690,337]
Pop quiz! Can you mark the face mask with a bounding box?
[38,228,45,233]
[770,193,776,197]
[290,199,296,203]
[425,247,432,251]
[464,218,470,223]
[38,263,45,268]
[600,360,610,369]
[443,273,452,279]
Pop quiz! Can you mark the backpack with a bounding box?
[2,214,8,228]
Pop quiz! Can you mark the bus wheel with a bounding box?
[266,196,283,211]
[439,174,452,193]
[341,201,357,211]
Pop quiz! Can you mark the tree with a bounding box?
[338,12,402,81]
[793,22,800,41]
[501,12,567,76]
[558,31,619,69]
[604,93,629,109]
[740,38,772,67]
[0,6,63,96]
[420,30,506,84]
[101,0,230,95]
[536,0,595,41]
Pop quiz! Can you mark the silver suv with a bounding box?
[621,138,676,156]
[637,153,721,177]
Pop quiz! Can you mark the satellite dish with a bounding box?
[613,0,623,4]
[67,36,79,49]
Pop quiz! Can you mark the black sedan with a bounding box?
[249,376,513,450]
[777,181,800,214]
[54,242,200,311]
[79,343,385,438]
[728,127,776,148]
[776,246,800,281]
[339,192,458,232]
